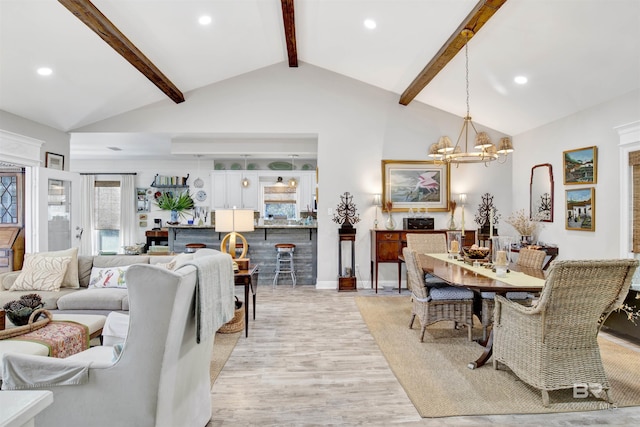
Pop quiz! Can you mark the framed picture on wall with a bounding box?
[565,187,595,231]
[45,152,64,170]
[563,146,597,185]
[381,160,450,212]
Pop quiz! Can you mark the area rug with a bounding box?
[210,331,241,385]
[356,295,640,418]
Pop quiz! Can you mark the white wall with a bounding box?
[511,89,640,260]
[73,62,513,289]
[0,110,70,169]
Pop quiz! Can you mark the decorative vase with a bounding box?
[385,214,396,230]
[170,209,179,224]
[520,235,533,246]
[448,215,456,230]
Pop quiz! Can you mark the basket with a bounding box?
[218,297,244,334]
[0,308,53,340]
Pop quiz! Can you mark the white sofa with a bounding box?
[1,250,235,427]
[1,250,180,316]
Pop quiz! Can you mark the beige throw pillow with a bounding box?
[10,254,72,291]
[37,247,80,288]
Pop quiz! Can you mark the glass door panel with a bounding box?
[47,178,71,251]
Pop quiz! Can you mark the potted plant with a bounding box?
[3,294,44,326]
[154,191,194,224]
[505,209,542,245]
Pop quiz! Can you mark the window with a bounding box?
[0,171,23,225]
[264,184,297,219]
[94,181,121,253]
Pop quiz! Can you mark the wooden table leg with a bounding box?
[468,325,493,369]
[244,279,249,338]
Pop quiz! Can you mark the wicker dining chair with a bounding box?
[406,233,447,254]
[406,233,449,287]
[403,247,474,341]
[493,259,638,407]
[516,247,547,268]
[479,247,547,340]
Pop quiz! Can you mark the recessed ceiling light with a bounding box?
[37,67,53,76]
[198,15,212,26]
[514,75,528,85]
[364,19,376,29]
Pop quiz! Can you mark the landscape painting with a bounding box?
[566,187,595,231]
[563,146,597,185]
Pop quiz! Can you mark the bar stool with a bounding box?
[273,243,296,287]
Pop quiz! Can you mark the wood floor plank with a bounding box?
[209,286,640,426]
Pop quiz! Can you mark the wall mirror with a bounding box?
[530,163,554,222]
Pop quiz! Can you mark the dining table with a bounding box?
[417,253,546,369]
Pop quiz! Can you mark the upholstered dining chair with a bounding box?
[493,259,638,406]
[403,247,474,341]
[406,233,449,287]
[478,247,547,340]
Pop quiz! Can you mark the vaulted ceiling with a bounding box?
[1,0,639,159]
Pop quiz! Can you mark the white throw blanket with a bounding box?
[179,252,235,343]
[1,353,90,390]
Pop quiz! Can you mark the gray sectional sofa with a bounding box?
[1,254,176,316]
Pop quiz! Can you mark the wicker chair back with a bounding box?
[406,233,447,254]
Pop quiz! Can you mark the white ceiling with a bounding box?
[1,0,639,160]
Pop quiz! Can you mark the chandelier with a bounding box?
[428,29,513,165]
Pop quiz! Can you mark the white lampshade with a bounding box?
[215,209,255,232]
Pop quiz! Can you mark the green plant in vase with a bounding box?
[154,191,194,224]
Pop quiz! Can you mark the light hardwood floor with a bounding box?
[209,285,640,426]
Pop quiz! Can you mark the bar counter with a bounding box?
[167,225,317,286]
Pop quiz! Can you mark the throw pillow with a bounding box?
[88,266,130,289]
[10,254,72,291]
[37,247,80,288]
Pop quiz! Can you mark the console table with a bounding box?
[370,229,475,293]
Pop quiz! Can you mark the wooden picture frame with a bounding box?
[382,160,450,212]
[563,146,597,185]
[566,187,595,231]
[45,152,64,170]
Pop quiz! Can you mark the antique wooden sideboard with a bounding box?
[370,229,475,293]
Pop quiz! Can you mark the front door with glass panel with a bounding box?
[34,167,81,252]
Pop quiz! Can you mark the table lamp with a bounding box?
[372,194,382,229]
[215,209,254,259]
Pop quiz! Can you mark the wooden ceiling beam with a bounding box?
[58,0,185,103]
[281,0,298,67]
[399,0,507,106]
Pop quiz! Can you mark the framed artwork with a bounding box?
[45,152,64,170]
[381,160,450,212]
[563,146,597,185]
[565,187,595,231]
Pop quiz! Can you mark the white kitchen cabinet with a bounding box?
[211,171,257,210]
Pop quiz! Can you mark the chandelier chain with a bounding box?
[465,32,470,118]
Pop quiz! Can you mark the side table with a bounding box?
[0,390,53,427]
[234,264,259,337]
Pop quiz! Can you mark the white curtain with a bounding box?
[80,175,96,255]
[119,175,137,248]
